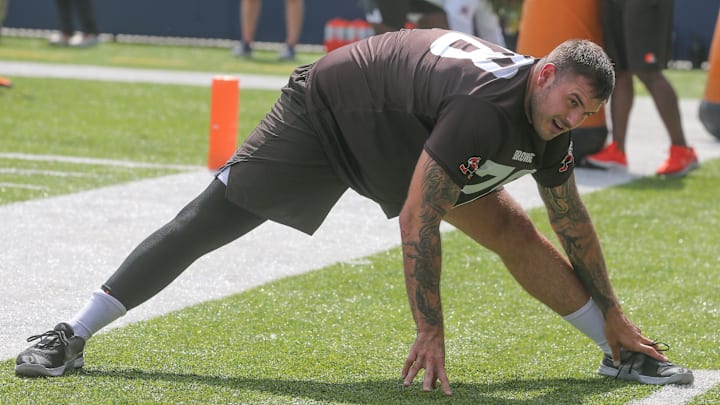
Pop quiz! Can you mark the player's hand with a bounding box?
[604,305,668,366]
[401,330,452,396]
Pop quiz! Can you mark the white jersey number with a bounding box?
[461,159,535,198]
[429,31,533,78]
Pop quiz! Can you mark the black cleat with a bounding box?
[15,323,85,377]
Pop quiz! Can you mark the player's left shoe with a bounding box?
[15,323,85,377]
[656,145,699,177]
[597,343,693,385]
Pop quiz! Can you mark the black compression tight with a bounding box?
[102,178,265,310]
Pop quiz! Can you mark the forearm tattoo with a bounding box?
[404,159,459,327]
[538,178,617,314]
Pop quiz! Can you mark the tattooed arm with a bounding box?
[399,150,460,396]
[538,173,668,363]
[537,173,618,314]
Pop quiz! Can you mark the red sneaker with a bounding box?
[0,76,12,88]
[656,145,699,177]
[586,141,628,169]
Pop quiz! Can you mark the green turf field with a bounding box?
[1,36,718,403]
[1,161,718,403]
[0,36,321,75]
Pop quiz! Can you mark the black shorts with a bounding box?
[220,65,348,235]
[363,0,445,29]
[601,0,674,71]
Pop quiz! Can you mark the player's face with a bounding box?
[529,66,604,141]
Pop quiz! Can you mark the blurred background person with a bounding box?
[363,0,505,46]
[0,0,12,87]
[363,0,447,33]
[444,0,505,46]
[48,0,100,47]
[0,0,8,40]
[586,0,698,177]
[232,0,304,61]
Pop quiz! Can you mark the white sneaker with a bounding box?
[69,34,100,48]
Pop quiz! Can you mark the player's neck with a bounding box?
[524,61,543,124]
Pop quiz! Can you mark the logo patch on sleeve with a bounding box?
[459,156,482,179]
[559,142,574,173]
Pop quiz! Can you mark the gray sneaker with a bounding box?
[277,44,296,61]
[598,344,693,385]
[15,323,85,377]
[232,41,252,58]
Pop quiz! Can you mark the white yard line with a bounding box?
[0,168,94,177]
[0,152,204,171]
[629,370,720,405]
[0,182,48,191]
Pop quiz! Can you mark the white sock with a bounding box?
[68,289,127,341]
[562,298,611,356]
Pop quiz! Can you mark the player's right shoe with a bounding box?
[655,145,699,177]
[15,323,85,377]
[598,344,694,385]
[585,141,628,169]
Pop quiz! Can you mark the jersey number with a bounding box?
[462,159,535,196]
[429,32,533,78]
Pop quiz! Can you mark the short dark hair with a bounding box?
[544,39,615,101]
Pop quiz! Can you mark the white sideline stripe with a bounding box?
[0,152,204,171]
[0,168,93,177]
[0,60,287,90]
[630,370,720,405]
[0,182,48,190]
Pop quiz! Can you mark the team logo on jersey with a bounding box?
[512,149,535,164]
[459,156,482,179]
[558,143,575,173]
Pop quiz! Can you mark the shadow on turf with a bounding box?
[79,368,631,404]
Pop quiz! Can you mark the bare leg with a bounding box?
[284,0,304,47]
[241,0,261,44]
[609,70,634,151]
[443,189,588,315]
[635,70,687,147]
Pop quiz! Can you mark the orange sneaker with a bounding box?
[586,141,628,169]
[656,145,699,177]
[0,76,12,88]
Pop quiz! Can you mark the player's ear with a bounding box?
[537,63,557,88]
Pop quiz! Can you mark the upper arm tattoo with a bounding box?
[421,158,461,219]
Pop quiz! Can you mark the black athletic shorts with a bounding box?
[219,65,348,235]
[363,0,445,30]
[601,0,674,71]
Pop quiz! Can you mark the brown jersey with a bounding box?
[305,29,574,217]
